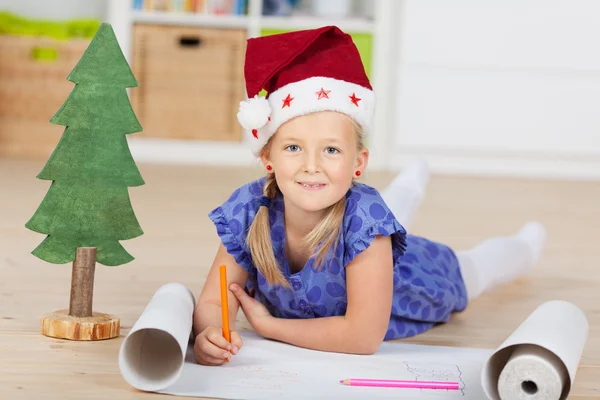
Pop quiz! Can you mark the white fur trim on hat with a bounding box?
[241,76,375,156]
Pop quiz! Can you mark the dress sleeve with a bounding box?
[207,177,266,272]
[343,184,407,265]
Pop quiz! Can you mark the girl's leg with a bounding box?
[380,159,430,231]
[456,221,547,300]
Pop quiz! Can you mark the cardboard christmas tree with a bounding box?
[25,23,144,341]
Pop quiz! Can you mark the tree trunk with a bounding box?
[68,247,97,317]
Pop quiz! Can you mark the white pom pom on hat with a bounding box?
[237,95,272,131]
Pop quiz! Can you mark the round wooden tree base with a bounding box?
[40,309,120,341]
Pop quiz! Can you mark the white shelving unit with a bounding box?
[130,10,250,29]
[128,10,373,33]
[106,0,398,170]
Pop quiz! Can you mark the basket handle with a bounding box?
[178,36,203,48]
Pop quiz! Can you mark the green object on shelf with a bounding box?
[25,23,145,267]
[0,10,100,40]
[260,28,373,79]
[32,46,58,61]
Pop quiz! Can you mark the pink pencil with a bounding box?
[340,378,459,390]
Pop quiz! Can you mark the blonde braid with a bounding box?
[246,173,290,288]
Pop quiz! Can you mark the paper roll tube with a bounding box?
[498,344,568,400]
[118,283,196,391]
[481,300,589,400]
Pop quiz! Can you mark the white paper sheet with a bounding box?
[119,283,588,400]
[163,332,493,399]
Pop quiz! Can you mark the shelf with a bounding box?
[259,16,374,34]
[131,11,249,29]
[130,11,374,34]
[128,137,257,166]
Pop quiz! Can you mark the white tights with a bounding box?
[381,160,546,300]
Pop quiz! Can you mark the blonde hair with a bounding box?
[246,116,365,288]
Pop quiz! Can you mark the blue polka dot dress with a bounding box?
[208,177,468,340]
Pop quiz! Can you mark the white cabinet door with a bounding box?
[392,0,600,179]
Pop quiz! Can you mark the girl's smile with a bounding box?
[296,181,327,191]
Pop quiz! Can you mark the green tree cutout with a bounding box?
[25,23,143,323]
[26,22,144,266]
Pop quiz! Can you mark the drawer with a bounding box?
[131,24,247,142]
[0,34,90,159]
[0,34,89,80]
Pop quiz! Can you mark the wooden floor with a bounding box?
[1,157,599,399]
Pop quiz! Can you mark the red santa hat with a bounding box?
[237,25,375,156]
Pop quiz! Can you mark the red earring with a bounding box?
[355,170,361,177]
[266,165,272,171]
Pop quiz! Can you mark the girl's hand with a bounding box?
[230,283,274,336]
[193,326,243,366]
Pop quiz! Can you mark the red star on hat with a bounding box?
[349,93,361,107]
[282,93,294,108]
[316,87,331,100]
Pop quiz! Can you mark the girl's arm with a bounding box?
[263,235,394,355]
[193,243,249,337]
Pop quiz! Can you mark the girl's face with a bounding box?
[262,111,368,213]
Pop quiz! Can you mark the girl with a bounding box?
[192,26,546,366]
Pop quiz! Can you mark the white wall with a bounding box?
[0,0,107,20]
[392,0,600,180]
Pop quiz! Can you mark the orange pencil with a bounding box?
[219,264,231,343]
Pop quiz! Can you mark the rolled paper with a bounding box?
[118,283,196,391]
[481,300,588,400]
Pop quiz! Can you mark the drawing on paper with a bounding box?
[404,362,466,396]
